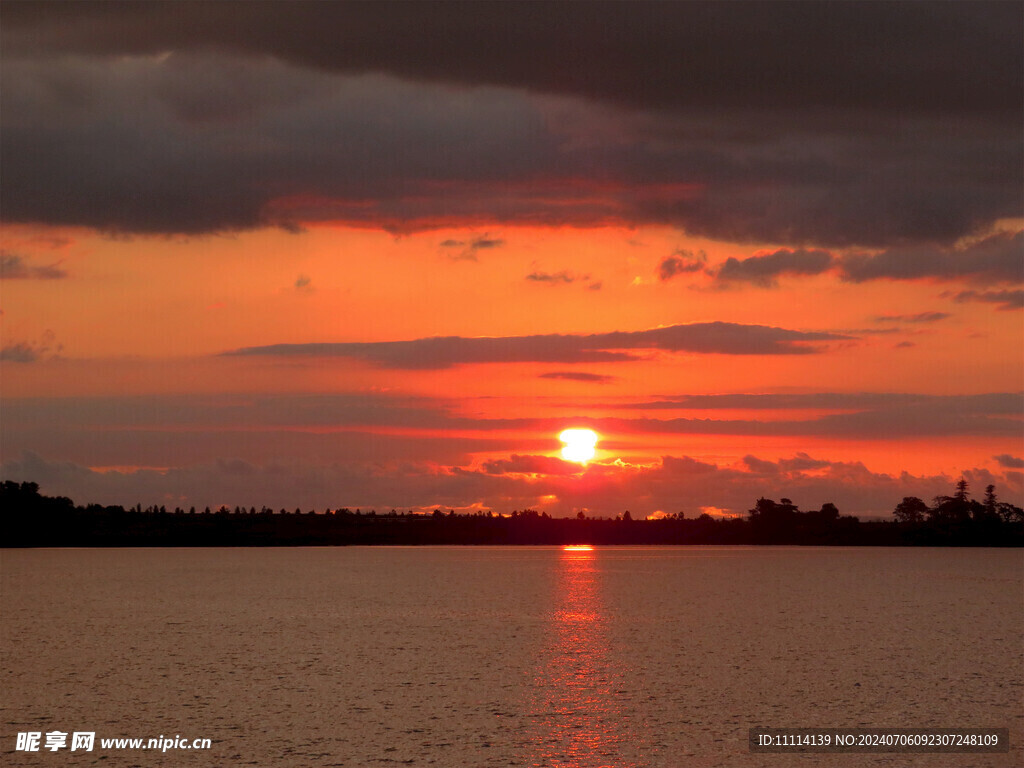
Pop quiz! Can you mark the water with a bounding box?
[2,546,1021,767]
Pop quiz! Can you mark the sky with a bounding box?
[1,1,1022,518]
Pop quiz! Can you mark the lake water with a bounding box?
[2,546,1021,767]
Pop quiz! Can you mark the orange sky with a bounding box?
[3,221,1021,515]
[2,4,1021,516]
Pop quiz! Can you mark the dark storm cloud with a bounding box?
[0,252,66,279]
[224,322,847,368]
[839,231,1024,284]
[1,58,569,234]
[658,250,707,281]
[714,248,834,287]
[1,3,1020,245]
[947,289,1024,312]
[6,2,1019,119]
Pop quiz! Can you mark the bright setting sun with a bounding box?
[559,428,599,463]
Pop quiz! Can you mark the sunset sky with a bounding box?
[2,1,1022,518]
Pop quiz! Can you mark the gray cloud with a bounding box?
[707,230,1024,288]
[440,235,504,261]
[871,311,951,324]
[994,454,1024,469]
[714,248,834,287]
[481,454,581,477]
[6,3,1019,121]
[224,322,847,368]
[0,330,61,363]
[0,252,66,280]
[947,288,1024,311]
[0,343,42,363]
[539,371,616,384]
[3,449,1018,518]
[4,390,1018,480]
[525,271,584,285]
[1,3,1020,246]
[839,230,1024,284]
[602,391,1022,414]
[658,249,707,281]
[2,389,1020,516]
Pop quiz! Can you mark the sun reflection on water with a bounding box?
[523,546,648,768]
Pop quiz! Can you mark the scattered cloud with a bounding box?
[481,454,581,476]
[526,270,578,285]
[0,251,66,280]
[994,454,1024,469]
[524,270,601,289]
[872,311,951,324]
[742,453,831,475]
[658,249,707,281]
[0,342,42,363]
[839,230,1024,284]
[439,234,504,261]
[603,391,1022,414]
[701,230,1024,289]
[946,288,1024,311]
[0,330,61,362]
[5,391,1018,475]
[3,449,1019,519]
[538,371,616,384]
[714,248,834,287]
[470,237,503,250]
[224,322,847,368]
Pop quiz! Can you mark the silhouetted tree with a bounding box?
[954,477,969,503]
[984,485,998,516]
[819,502,840,521]
[893,496,928,523]
[998,501,1024,524]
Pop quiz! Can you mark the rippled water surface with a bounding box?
[2,546,1021,766]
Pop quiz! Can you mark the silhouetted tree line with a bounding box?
[2,479,1021,547]
[889,478,1023,544]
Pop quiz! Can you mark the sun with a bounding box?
[559,428,599,463]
